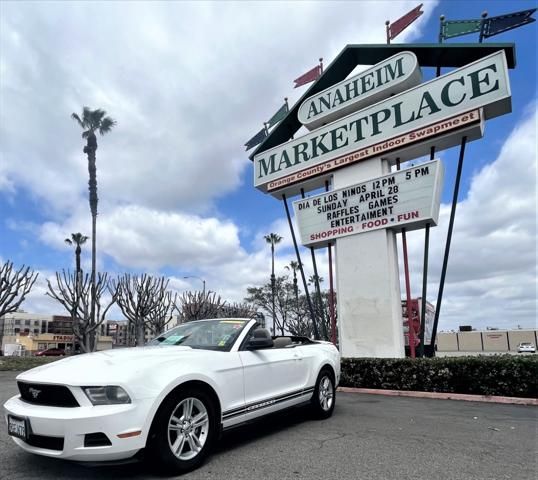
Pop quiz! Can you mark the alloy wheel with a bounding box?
[167,397,209,460]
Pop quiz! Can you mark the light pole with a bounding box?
[184,276,206,295]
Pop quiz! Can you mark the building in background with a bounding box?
[0,312,113,355]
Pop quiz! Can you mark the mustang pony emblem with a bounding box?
[28,388,41,399]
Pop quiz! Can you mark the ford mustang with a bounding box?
[4,318,340,474]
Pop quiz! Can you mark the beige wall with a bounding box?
[436,329,537,352]
[96,336,113,351]
[457,332,482,351]
[437,333,458,351]
[507,331,536,350]
[482,332,509,351]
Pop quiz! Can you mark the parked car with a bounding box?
[4,318,340,474]
[33,348,65,357]
[517,342,536,353]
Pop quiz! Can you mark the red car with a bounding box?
[34,348,65,357]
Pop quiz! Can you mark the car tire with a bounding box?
[147,387,218,474]
[311,367,336,419]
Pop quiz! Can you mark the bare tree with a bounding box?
[112,274,173,346]
[0,260,39,318]
[46,270,117,352]
[146,290,177,336]
[220,302,258,319]
[175,290,227,322]
[245,276,294,335]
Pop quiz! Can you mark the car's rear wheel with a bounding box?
[148,387,218,474]
[311,367,335,419]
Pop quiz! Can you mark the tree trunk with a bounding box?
[270,244,276,336]
[136,318,145,346]
[86,133,98,352]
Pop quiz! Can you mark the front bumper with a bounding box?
[4,394,154,461]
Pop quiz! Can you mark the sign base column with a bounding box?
[334,158,405,358]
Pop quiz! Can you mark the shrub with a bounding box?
[340,355,538,398]
[0,356,59,371]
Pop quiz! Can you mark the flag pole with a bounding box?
[437,15,444,77]
[284,97,289,113]
[430,136,468,353]
[264,122,269,136]
[282,194,320,339]
[386,20,391,44]
[478,11,488,43]
[319,57,324,74]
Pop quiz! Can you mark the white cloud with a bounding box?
[0,1,435,216]
[400,104,537,330]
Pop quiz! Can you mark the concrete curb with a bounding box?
[337,387,538,406]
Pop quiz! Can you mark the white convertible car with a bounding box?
[4,318,340,474]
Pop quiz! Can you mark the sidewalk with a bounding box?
[337,386,538,406]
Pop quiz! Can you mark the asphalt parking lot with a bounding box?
[1,371,536,480]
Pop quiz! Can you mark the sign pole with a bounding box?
[325,179,337,346]
[301,187,327,340]
[282,194,320,339]
[396,158,415,358]
[418,145,435,357]
[430,136,467,352]
[328,242,336,345]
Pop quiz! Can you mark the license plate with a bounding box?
[7,415,27,440]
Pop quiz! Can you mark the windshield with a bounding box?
[148,319,250,351]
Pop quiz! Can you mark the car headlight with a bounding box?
[83,386,131,405]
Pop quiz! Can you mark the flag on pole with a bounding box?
[244,127,267,151]
[481,8,536,39]
[293,64,321,88]
[441,19,483,40]
[267,102,288,128]
[388,4,424,40]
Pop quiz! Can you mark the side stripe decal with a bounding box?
[223,386,316,420]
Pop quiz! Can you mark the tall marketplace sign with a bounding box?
[252,46,513,358]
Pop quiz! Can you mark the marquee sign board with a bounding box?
[254,50,511,196]
[293,159,443,248]
[298,52,422,131]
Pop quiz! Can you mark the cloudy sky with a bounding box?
[1,0,536,332]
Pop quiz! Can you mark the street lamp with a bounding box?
[183,276,206,295]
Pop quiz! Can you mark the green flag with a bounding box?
[267,103,288,128]
[441,19,482,40]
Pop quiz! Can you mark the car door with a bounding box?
[238,344,308,408]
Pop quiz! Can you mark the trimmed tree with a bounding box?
[0,260,38,318]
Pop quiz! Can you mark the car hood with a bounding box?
[17,346,214,387]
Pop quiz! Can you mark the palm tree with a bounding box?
[285,260,301,308]
[71,107,116,350]
[308,274,324,285]
[264,233,282,335]
[64,233,88,353]
[65,232,89,278]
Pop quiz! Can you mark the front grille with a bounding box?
[26,434,64,451]
[18,382,79,407]
[84,432,112,447]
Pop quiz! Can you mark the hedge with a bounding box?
[0,356,59,371]
[340,355,538,398]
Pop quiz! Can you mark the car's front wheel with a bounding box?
[148,387,218,474]
[311,367,336,419]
